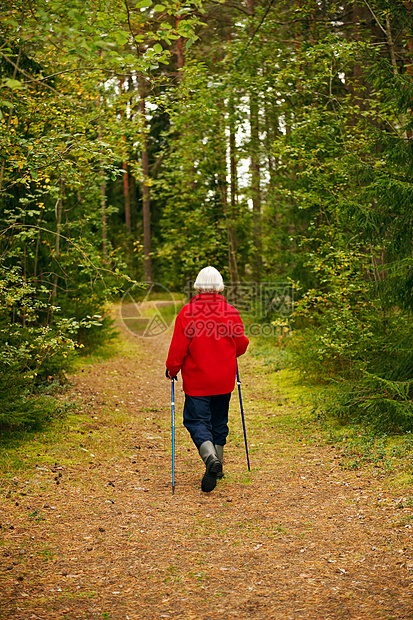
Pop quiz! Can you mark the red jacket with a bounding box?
[166,293,249,396]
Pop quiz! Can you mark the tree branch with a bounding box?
[124,0,146,50]
[361,0,386,35]
[25,0,39,22]
[19,66,134,85]
[0,52,60,94]
[0,145,74,193]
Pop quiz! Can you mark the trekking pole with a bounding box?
[236,363,251,471]
[171,377,175,495]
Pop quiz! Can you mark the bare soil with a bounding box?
[1,306,413,619]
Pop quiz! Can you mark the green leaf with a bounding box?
[0,100,14,108]
[153,4,165,10]
[115,31,129,46]
[3,78,23,90]
[136,0,152,7]
[94,40,112,48]
[153,43,163,54]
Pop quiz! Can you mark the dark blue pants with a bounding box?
[183,393,231,449]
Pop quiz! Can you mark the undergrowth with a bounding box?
[250,334,413,481]
[320,420,413,480]
[0,314,117,433]
[249,333,291,373]
[287,312,413,433]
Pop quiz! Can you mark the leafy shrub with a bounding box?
[0,261,84,428]
[316,375,413,433]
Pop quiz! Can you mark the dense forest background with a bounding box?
[1,0,413,431]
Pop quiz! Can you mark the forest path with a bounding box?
[1,305,413,620]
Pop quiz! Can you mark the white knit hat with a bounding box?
[194,266,224,292]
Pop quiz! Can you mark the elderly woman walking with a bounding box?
[165,266,249,493]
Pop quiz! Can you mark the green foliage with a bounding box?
[257,4,413,432]
[324,423,391,471]
[0,0,205,426]
[0,260,76,427]
[1,0,413,437]
[249,335,291,373]
[317,373,413,434]
[155,60,251,287]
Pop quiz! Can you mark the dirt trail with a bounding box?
[1,307,413,620]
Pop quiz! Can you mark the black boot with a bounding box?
[214,444,224,479]
[199,441,222,493]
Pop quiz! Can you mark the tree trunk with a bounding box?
[384,15,407,134]
[123,160,131,231]
[385,14,399,77]
[215,99,239,289]
[344,1,370,111]
[139,75,152,283]
[100,167,108,263]
[228,93,240,286]
[34,208,44,279]
[218,155,239,289]
[250,94,262,283]
[97,96,108,263]
[64,208,71,295]
[120,78,131,232]
[246,0,262,281]
[176,15,185,75]
[226,211,240,289]
[264,88,275,182]
[52,180,64,298]
[405,1,413,76]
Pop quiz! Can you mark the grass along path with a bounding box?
[1,306,413,620]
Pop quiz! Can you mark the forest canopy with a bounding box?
[1,0,413,431]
